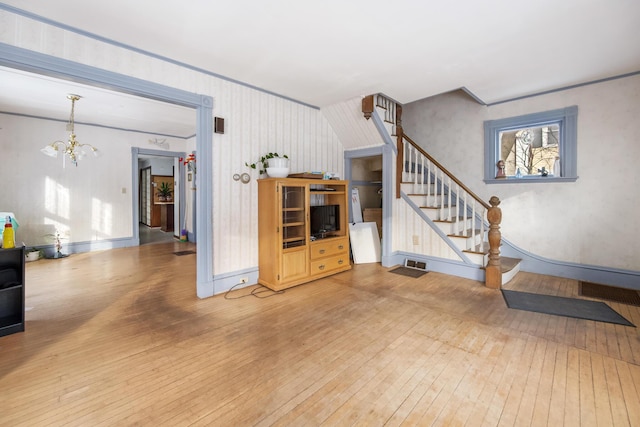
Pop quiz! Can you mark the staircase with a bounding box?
[362,94,521,287]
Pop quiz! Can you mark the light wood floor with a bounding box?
[1,242,639,426]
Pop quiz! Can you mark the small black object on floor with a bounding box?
[579,281,640,306]
[173,250,196,256]
[501,289,635,327]
[389,266,428,278]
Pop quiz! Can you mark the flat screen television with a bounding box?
[310,204,339,238]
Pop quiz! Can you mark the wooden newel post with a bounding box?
[362,95,374,120]
[485,196,502,289]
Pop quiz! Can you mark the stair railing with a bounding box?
[403,134,490,246]
[363,93,503,286]
[375,95,397,127]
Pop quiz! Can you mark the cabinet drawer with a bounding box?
[310,254,349,275]
[310,238,348,259]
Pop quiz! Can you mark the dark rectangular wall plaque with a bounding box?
[214,117,224,134]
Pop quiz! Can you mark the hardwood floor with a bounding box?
[1,242,639,426]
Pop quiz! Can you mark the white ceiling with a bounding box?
[1,0,639,134]
[0,66,197,138]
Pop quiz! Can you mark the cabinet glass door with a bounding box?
[281,185,306,249]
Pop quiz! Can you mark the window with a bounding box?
[484,106,578,182]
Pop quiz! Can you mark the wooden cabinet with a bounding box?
[159,203,174,232]
[309,236,349,276]
[0,246,25,337]
[258,178,351,291]
[151,175,173,228]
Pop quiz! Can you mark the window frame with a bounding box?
[483,106,578,183]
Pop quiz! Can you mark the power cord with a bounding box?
[224,281,285,299]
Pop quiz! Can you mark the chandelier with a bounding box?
[41,94,100,167]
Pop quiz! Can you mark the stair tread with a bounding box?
[402,182,437,185]
[482,257,521,273]
[463,242,490,254]
[419,204,457,209]
[500,257,521,273]
[400,181,440,187]
[447,229,481,238]
[433,216,466,223]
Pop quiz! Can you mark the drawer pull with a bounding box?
[318,264,325,270]
[338,259,344,265]
[319,249,325,254]
[338,245,344,250]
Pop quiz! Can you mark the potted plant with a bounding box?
[246,152,289,177]
[157,182,173,201]
[25,247,41,262]
[45,230,68,259]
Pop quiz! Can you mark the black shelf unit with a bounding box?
[0,246,25,337]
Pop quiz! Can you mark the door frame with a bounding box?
[132,149,186,241]
[344,145,394,266]
[0,43,214,297]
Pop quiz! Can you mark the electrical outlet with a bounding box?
[412,235,419,245]
[240,277,249,284]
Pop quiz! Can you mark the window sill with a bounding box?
[484,176,578,184]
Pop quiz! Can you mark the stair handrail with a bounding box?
[402,134,490,210]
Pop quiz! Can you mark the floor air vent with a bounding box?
[404,259,427,271]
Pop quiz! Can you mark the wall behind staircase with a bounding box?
[402,74,640,272]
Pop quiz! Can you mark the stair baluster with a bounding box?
[463,192,468,236]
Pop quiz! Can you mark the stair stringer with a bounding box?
[400,191,475,265]
[391,193,486,281]
[399,190,523,284]
[371,104,398,152]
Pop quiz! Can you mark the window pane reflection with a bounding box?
[499,124,560,177]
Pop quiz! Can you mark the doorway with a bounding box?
[2,42,213,297]
[134,150,187,246]
[345,145,393,267]
[138,155,181,245]
[350,155,383,240]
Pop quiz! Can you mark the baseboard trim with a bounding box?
[389,245,640,291]
[499,239,640,291]
[33,237,137,258]
[206,267,260,297]
[387,252,485,282]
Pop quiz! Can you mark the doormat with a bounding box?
[501,290,635,327]
[579,281,640,306]
[389,266,428,278]
[173,250,196,256]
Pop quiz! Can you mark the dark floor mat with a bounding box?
[502,289,634,327]
[579,281,640,306]
[173,250,196,256]
[389,266,428,278]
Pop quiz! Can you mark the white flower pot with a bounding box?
[267,157,289,168]
[26,251,40,262]
[266,157,290,178]
[266,167,289,178]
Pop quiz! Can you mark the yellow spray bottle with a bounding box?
[3,216,15,249]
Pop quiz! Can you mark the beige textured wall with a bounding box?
[402,75,640,271]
